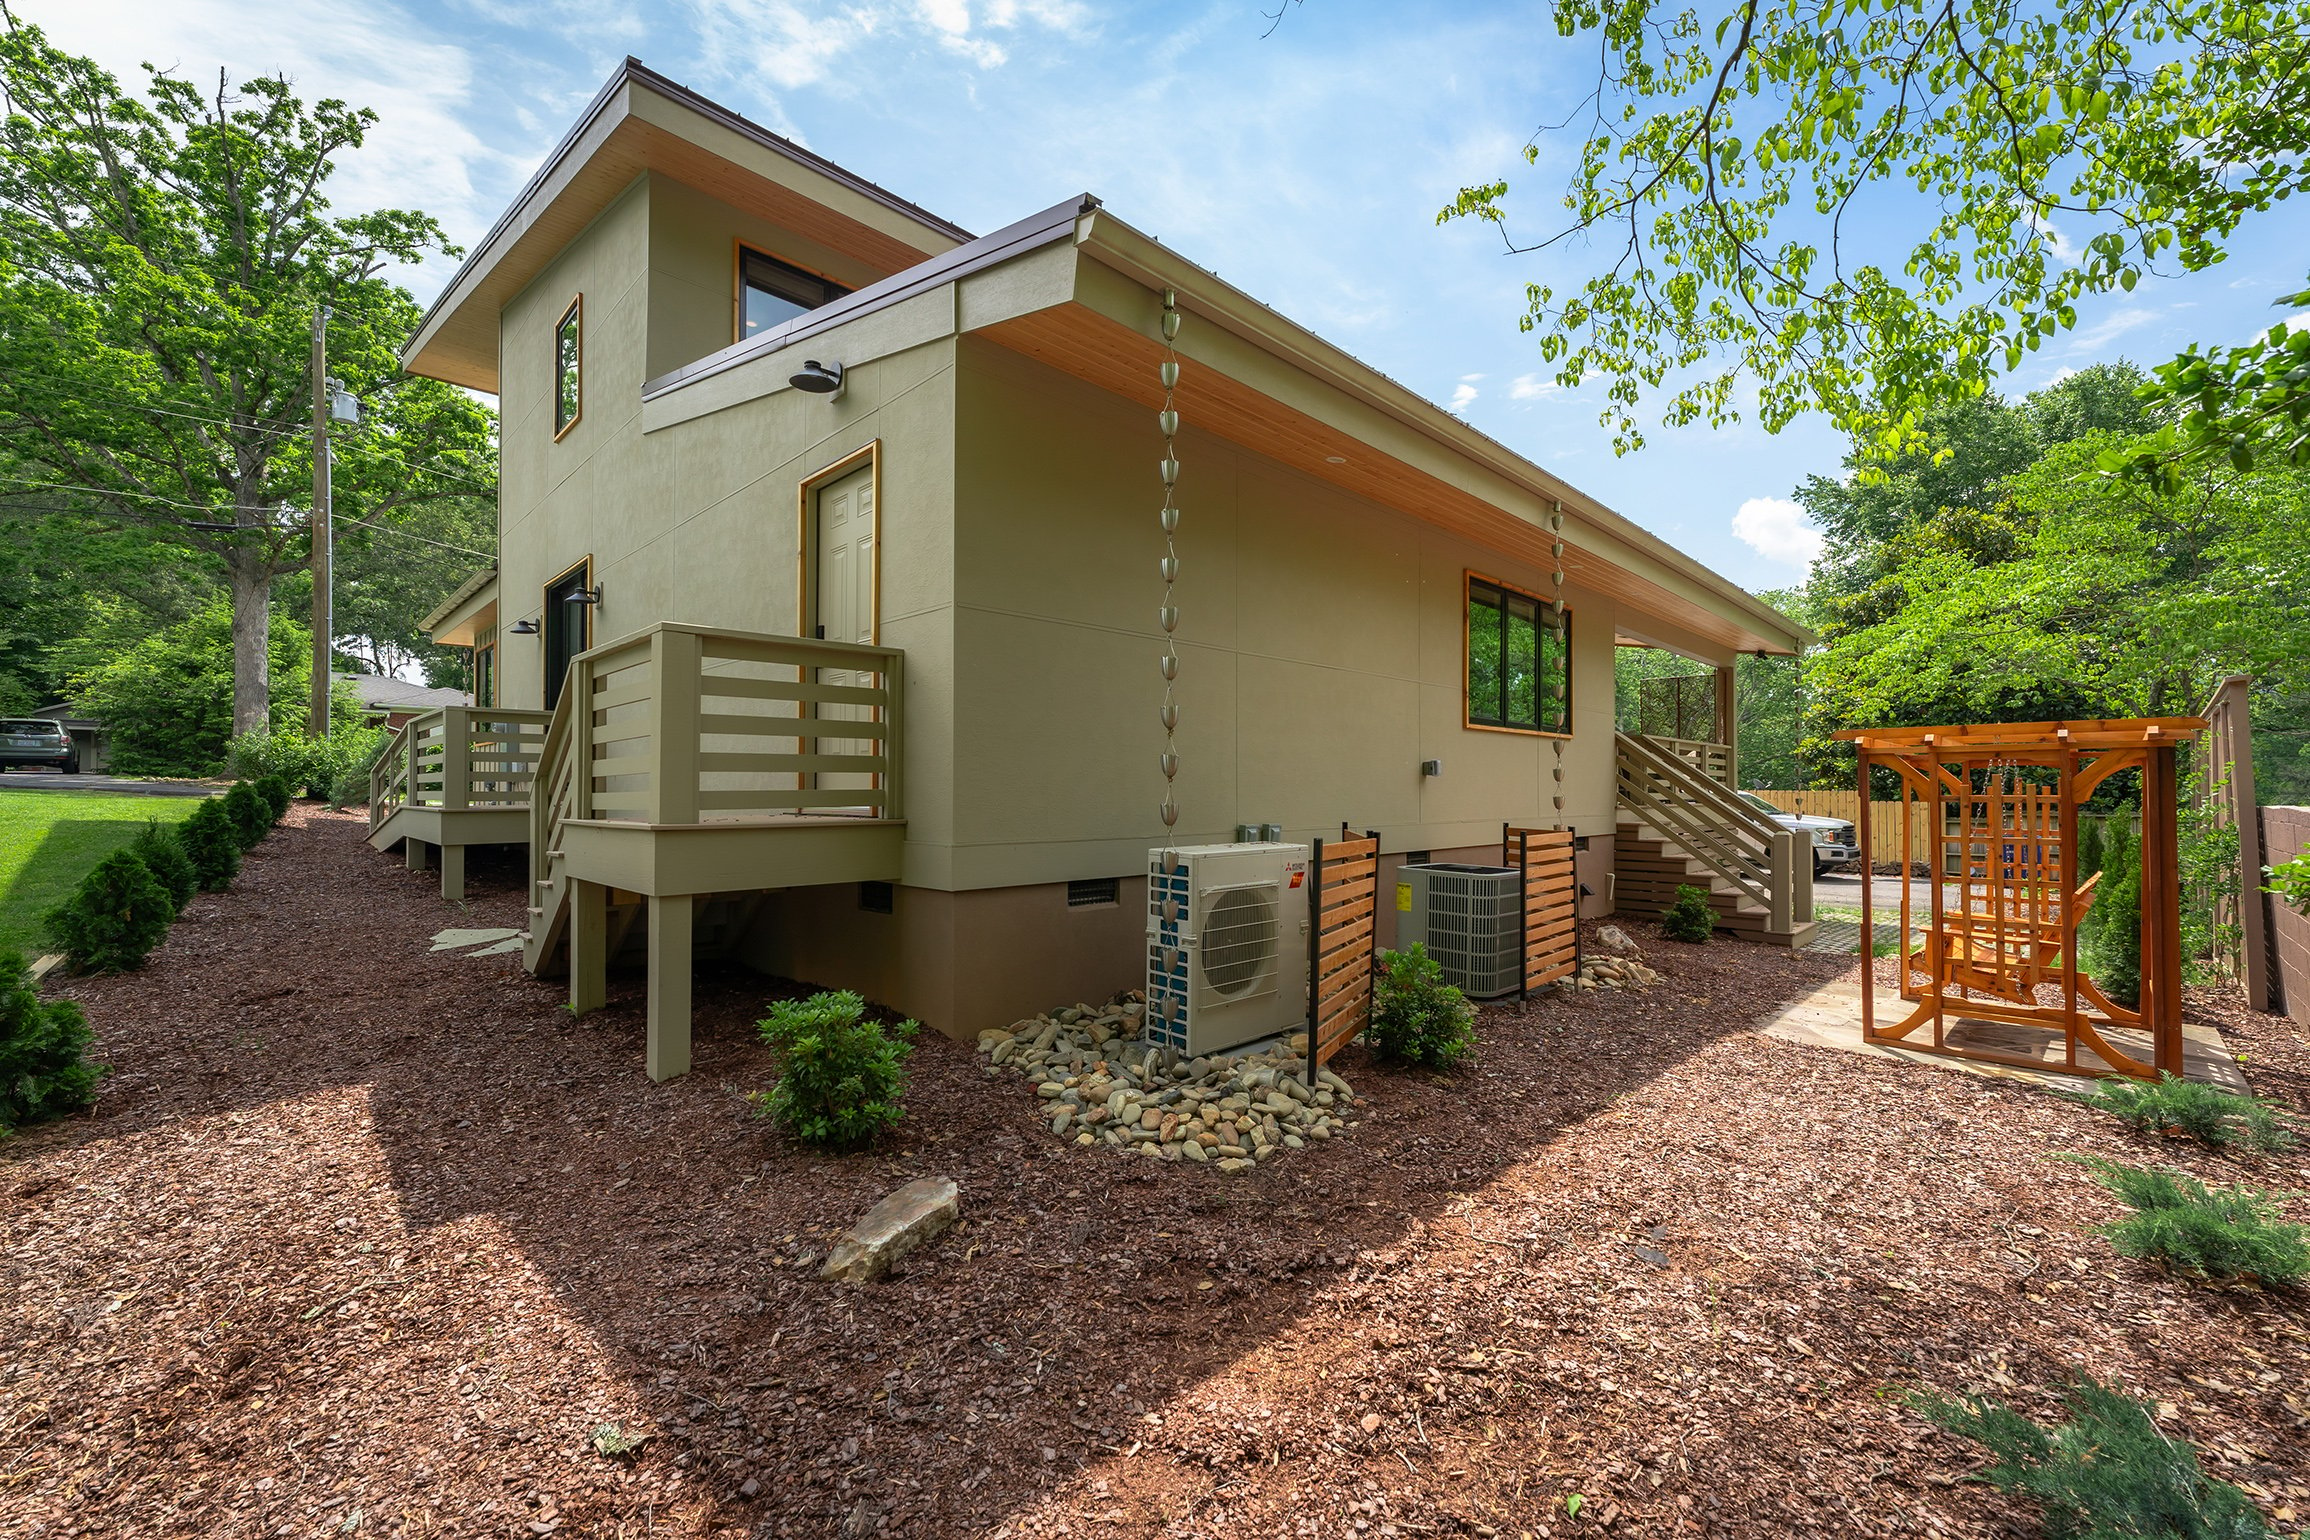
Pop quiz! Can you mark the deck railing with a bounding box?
[523,623,906,974]
[1616,730,1811,935]
[368,706,552,831]
[1639,733,1733,788]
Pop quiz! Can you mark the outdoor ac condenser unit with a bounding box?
[1397,862,1522,998]
[1145,842,1312,1057]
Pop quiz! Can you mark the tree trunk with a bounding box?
[227,546,272,738]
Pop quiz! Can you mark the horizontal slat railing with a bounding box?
[1616,730,1810,934]
[1643,734,1733,787]
[556,622,906,828]
[367,705,551,830]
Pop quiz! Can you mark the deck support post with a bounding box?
[439,843,466,904]
[405,838,431,872]
[570,879,608,1016]
[646,893,694,1082]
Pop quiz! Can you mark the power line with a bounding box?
[0,474,491,559]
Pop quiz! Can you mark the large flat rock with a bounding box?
[819,1177,960,1284]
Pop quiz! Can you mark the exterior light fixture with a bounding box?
[510,618,540,636]
[788,359,845,399]
[1324,455,1347,465]
[566,586,602,606]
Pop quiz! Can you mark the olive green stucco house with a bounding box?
[383,59,1811,1079]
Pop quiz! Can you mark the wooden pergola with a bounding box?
[1835,717,2203,1080]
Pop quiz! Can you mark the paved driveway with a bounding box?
[0,770,215,797]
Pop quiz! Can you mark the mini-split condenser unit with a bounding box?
[1144,842,1311,1056]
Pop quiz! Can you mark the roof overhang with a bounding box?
[423,568,499,647]
[1029,211,1810,657]
[403,59,973,393]
[628,186,1807,658]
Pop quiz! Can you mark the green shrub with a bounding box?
[42,848,173,974]
[254,774,292,824]
[1661,883,1716,943]
[2075,815,2107,883]
[1911,1375,2268,1540]
[176,798,241,892]
[1369,944,1476,1068]
[327,728,394,810]
[750,990,917,1150]
[2082,815,2142,1007]
[2065,1155,2310,1286]
[0,949,102,1134]
[226,720,385,800]
[2266,852,2310,920]
[2082,1074,2296,1155]
[126,819,196,916]
[221,781,270,850]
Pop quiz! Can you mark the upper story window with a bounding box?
[553,296,582,439]
[739,246,850,340]
[1466,573,1570,736]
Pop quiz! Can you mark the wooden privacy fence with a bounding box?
[1505,825,1579,993]
[1306,826,1379,1075]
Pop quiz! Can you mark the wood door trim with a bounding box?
[795,440,881,643]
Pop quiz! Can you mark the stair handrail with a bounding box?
[1616,729,1812,933]
[368,713,422,831]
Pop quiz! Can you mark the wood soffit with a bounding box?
[408,102,957,394]
[980,303,1788,656]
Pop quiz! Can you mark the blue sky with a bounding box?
[31,0,2310,593]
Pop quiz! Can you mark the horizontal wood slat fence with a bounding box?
[1505,825,1579,993]
[1307,827,1380,1075]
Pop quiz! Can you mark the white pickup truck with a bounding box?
[1736,791,1860,875]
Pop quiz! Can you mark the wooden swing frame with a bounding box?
[1836,717,2202,1080]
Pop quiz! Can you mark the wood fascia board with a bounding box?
[421,568,499,638]
[405,67,972,394]
[1070,213,1808,656]
[404,83,641,392]
[622,87,961,262]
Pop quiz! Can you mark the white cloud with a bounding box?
[28,0,520,296]
[2252,310,2310,345]
[2067,307,2158,352]
[1449,375,1481,410]
[1731,496,1823,569]
[1508,372,1558,400]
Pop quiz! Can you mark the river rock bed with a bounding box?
[976,998,1363,1172]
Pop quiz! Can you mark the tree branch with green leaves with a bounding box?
[1435,0,2310,462]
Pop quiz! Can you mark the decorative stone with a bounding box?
[820,1178,960,1284]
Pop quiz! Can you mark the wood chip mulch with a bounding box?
[5,806,2306,1539]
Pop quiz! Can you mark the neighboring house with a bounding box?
[390,58,1811,1078]
[334,672,471,730]
[33,702,105,772]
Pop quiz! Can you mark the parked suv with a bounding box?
[0,718,78,774]
[1736,791,1859,875]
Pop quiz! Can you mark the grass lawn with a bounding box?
[0,790,205,959]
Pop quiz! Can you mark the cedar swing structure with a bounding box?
[1837,717,2203,1080]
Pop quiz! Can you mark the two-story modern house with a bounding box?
[384,59,1811,1080]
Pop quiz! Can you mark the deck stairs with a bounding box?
[1613,731,1815,946]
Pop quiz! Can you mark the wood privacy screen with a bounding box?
[1306,827,1380,1074]
[1505,825,1580,993]
[1838,717,2201,1080]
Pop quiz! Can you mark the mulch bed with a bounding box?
[5,806,2307,1539]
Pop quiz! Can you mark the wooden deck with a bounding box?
[1758,974,2248,1094]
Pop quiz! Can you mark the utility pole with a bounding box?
[310,303,331,738]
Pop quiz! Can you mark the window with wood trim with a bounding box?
[739,247,850,340]
[1466,575,1570,735]
[553,297,582,438]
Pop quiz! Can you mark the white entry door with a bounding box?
[813,463,876,799]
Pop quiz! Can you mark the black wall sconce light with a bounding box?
[509,618,540,636]
[566,585,602,606]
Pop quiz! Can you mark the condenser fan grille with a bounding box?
[1198,885,1278,997]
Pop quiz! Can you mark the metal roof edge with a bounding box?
[402,58,977,380]
[1071,211,1809,654]
[420,566,498,634]
[639,195,1096,401]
